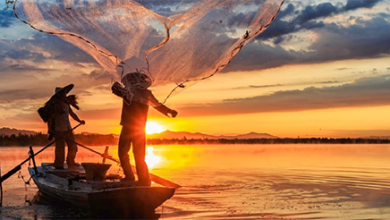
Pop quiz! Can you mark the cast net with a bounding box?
[13,0,284,102]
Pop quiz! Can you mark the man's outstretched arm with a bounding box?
[154,104,178,118]
[112,82,178,117]
[148,91,178,118]
[69,107,85,124]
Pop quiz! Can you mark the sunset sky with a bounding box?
[1,0,390,138]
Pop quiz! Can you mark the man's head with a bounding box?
[121,72,152,89]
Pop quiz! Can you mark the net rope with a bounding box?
[12,0,284,102]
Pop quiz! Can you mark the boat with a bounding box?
[1,142,179,218]
[28,162,176,219]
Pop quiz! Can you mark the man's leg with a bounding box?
[65,131,78,166]
[118,126,135,180]
[53,134,65,168]
[133,131,151,186]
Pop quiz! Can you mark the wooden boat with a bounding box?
[28,162,175,218]
[1,143,179,218]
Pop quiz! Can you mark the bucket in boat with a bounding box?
[81,163,111,181]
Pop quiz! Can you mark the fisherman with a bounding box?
[45,84,85,169]
[111,72,177,186]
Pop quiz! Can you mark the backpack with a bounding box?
[38,96,58,122]
[38,106,52,122]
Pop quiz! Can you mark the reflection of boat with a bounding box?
[28,163,175,219]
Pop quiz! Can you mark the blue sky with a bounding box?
[1,0,390,137]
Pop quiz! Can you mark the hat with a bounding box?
[54,84,74,95]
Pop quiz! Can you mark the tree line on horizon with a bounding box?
[0,133,118,147]
[1,133,390,146]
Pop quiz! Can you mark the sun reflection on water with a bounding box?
[145,146,161,169]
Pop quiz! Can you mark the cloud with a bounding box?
[218,80,345,99]
[1,49,46,62]
[224,14,390,72]
[0,33,95,64]
[233,80,340,90]
[0,69,110,103]
[3,106,122,130]
[0,89,49,102]
[248,84,283,89]
[77,108,121,121]
[258,0,384,41]
[308,17,390,61]
[178,74,390,116]
[294,2,338,25]
[227,0,390,72]
[343,0,382,11]
[0,9,15,28]
[223,42,298,72]
[0,32,112,103]
[319,81,339,84]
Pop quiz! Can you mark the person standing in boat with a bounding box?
[46,84,85,169]
[111,72,178,186]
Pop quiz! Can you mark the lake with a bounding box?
[1,144,390,219]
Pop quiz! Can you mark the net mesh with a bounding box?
[13,0,284,101]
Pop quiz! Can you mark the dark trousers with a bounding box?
[53,131,78,166]
[118,126,150,184]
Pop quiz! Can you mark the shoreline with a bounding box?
[1,137,390,147]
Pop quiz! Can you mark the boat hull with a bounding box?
[89,186,174,210]
[28,164,175,218]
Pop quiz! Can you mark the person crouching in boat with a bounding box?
[111,72,178,186]
[45,84,85,169]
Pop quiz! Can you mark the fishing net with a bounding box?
[13,0,284,102]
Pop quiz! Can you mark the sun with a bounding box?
[145,121,165,135]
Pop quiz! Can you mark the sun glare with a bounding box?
[145,146,161,169]
[145,121,165,135]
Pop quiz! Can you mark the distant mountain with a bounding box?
[217,132,278,139]
[147,130,214,139]
[147,130,277,139]
[1,127,277,139]
[0,127,37,135]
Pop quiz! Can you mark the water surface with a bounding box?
[1,144,390,219]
